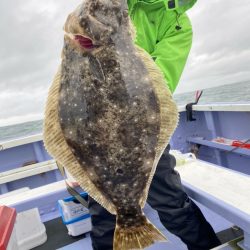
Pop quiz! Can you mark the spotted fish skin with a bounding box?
[60,48,160,223]
[44,0,178,249]
[60,0,161,227]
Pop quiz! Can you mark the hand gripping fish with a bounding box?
[43,0,178,249]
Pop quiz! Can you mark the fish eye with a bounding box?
[116,168,124,175]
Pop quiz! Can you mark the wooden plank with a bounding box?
[187,137,250,157]
[0,180,67,208]
[0,160,58,184]
[176,159,250,235]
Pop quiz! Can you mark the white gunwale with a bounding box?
[0,133,43,151]
[178,103,250,112]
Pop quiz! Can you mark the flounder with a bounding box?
[43,0,178,249]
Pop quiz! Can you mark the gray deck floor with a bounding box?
[57,202,235,250]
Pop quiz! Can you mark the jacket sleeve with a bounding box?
[151,13,193,93]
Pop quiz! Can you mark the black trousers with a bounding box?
[88,146,221,250]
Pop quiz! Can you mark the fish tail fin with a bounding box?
[114,215,167,250]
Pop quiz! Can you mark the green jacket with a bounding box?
[128,0,197,93]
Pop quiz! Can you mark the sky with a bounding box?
[0,0,250,126]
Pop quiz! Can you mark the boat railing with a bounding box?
[0,160,57,185]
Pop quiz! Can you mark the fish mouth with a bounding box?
[74,34,99,49]
[65,32,101,50]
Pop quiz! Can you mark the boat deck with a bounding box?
[32,202,241,250]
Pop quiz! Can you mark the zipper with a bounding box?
[174,10,182,30]
[129,0,139,18]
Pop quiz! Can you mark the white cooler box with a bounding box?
[15,208,47,250]
[58,192,92,237]
[0,206,47,250]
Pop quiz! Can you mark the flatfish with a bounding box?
[43,0,178,249]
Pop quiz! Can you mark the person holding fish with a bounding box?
[44,0,222,249]
[87,0,221,250]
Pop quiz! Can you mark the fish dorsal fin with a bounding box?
[43,67,117,214]
[134,46,179,207]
